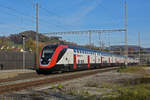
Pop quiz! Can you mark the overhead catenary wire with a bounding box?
[0,4,68,31]
[39,5,82,28]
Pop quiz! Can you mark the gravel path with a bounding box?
[0,69,143,100]
[0,69,35,79]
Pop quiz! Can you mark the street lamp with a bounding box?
[22,34,26,69]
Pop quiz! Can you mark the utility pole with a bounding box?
[124,0,128,66]
[108,33,111,52]
[138,32,141,65]
[89,30,92,47]
[98,32,101,50]
[36,3,39,69]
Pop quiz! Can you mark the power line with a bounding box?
[44,29,125,35]
[39,5,82,28]
[44,29,125,46]
[39,6,63,18]
[0,4,68,30]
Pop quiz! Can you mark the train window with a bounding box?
[42,46,56,59]
[78,60,80,64]
[84,51,85,54]
[73,49,76,53]
[41,45,58,65]
[81,60,83,64]
[56,48,67,63]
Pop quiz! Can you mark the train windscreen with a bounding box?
[41,45,57,65]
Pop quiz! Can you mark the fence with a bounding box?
[0,51,36,70]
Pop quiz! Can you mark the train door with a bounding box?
[108,56,111,66]
[88,55,90,68]
[101,55,103,66]
[73,54,77,69]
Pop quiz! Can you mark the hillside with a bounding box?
[0,30,77,52]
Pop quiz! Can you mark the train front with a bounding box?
[36,44,67,74]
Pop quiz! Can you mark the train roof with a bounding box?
[44,44,136,59]
[68,45,125,58]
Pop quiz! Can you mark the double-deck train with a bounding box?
[36,44,139,74]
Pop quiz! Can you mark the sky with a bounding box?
[0,0,149,48]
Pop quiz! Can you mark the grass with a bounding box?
[79,83,150,100]
[101,83,114,89]
[80,66,150,100]
[51,84,63,90]
[99,66,150,100]
[100,84,150,100]
[118,65,146,73]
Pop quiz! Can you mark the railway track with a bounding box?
[0,67,119,94]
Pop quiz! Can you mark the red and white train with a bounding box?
[36,44,138,74]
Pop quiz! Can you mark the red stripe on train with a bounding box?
[40,45,68,69]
